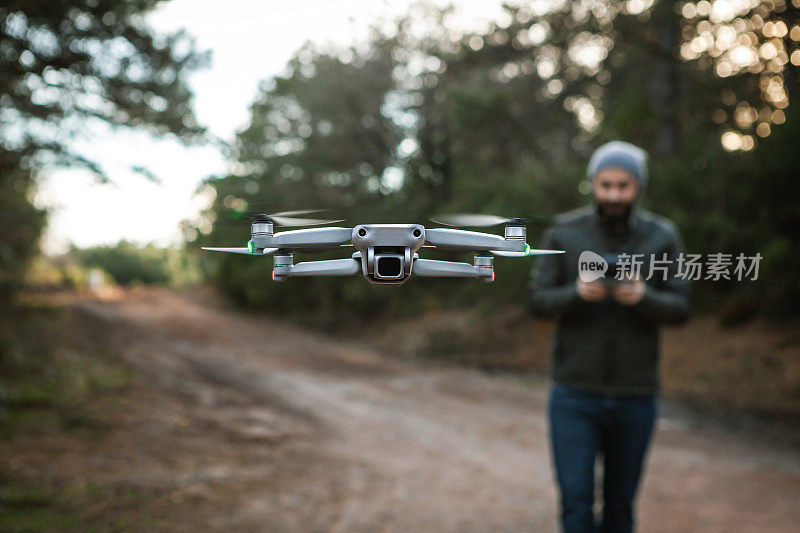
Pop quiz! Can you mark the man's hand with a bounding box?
[612,279,646,305]
[576,279,607,302]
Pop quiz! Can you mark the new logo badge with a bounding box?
[578,250,608,282]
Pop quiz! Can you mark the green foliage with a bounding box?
[0,1,207,165]
[72,241,170,285]
[0,477,161,532]
[722,103,800,318]
[0,0,206,314]
[70,241,201,286]
[0,153,45,305]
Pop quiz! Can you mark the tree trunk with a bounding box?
[651,0,680,156]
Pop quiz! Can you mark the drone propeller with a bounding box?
[249,209,344,227]
[430,213,552,228]
[201,247,279,255]
[490,247,565,257]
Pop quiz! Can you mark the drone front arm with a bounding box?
[254,227,353,249]
[277,258,361,277]
[413,258,489,278]
[424,228,526,253]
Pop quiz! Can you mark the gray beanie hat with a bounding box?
[587,141,648,189]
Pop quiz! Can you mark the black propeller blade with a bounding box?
[430,213,554,228]
[250,209,344,227]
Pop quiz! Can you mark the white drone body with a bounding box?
[203,214,564,285]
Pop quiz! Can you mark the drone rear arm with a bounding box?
[424,228,526,253]
[253,227,353,249]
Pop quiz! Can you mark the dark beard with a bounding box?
[597,201,633,226]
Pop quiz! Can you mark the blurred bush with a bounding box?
[71,242,170,286]
[65,242,202,287]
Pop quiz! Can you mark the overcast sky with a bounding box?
[35,0,508,252]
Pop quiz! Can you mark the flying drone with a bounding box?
[202,210,564,284]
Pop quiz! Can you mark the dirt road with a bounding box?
[34,287,800,531]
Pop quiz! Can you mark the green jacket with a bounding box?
[528,205,690,395]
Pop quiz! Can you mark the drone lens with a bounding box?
[358,228,367,237]
[376,256,402,277]
[413,228,421,237]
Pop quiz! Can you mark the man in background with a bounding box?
[529,141,690,533]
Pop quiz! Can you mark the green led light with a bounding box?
[247,239,254,253]
[525,244,531,255]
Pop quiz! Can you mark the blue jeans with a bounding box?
[548,385,657,533]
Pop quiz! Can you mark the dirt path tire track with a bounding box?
[69,288,800,532]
